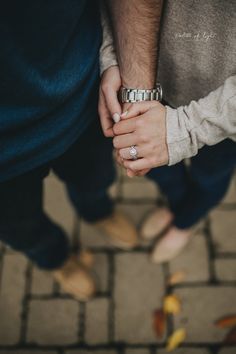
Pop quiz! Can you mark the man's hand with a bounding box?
[113,101,169,173]
[99,66,122,137]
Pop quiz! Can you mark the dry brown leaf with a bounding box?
[153,309,166,338]
[223,326,236,344]
[163,294,181,315]
[215,315,236,329]
[166,328,187,352]
[167,271,186,286]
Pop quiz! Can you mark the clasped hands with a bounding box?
[99,66,169,177]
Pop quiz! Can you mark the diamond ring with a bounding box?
[129,145,138,160]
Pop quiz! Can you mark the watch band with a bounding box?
[119,83,162,103]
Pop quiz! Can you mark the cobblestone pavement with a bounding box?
[0,170,236,354]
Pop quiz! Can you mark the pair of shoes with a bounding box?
[141,207,192,264]
[51,208,191,300]
[52,210,138,301]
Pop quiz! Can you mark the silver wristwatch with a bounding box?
[119,83,162,103]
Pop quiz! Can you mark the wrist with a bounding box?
[122,77,156,90]
[120,65,157,89]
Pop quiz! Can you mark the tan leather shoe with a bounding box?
[141,207,173,240]
[52,254,95,301]
[94,210,138,249]
[151,226,192,263]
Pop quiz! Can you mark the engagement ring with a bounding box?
[129,145,138,160]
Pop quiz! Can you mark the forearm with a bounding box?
[166,76,236,165]
[106,0,163,89]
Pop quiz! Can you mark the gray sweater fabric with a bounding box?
[100,0,236,165]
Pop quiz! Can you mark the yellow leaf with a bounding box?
[166,328,186,352]
[167,271,186,286]
[163,294,181,315]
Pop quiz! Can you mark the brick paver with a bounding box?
[215,258,236,281]
[125,349,150,354]
[169,230,210,282]
[157,350,210,354]
[210,209,236,253]
[0,254,27,345]
[27,299,79,345]
[218,348,236,354]
[114,253,165,343]
[93,253,109,293]
[0,352,57,354]
[174,287,236,343]
[85,298,109,344]
[0,172,236,353]
[67,351,117,354]
[31,267,54,295]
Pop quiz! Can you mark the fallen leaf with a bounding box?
[163,294,181,315]
[223,326,236,344]
[166,328,187,352]
[153,309,166,338]
[215,315,236,329]
[167,271,186,286]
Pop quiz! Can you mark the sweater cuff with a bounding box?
[100,58,118,76]
[166,106,198,166]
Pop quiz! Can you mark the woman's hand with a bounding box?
[113,101,169,172]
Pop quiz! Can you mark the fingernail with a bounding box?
[121,110,128,117]
[112,113,120,123]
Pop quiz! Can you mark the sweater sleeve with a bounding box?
[99,1,118,75]
[166,76,236,165]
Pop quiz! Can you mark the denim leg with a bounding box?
[148,161,191,213]
[148,139,236,229]
[53,116,116,222]
[173,139,236,229]
[0,167,70,270]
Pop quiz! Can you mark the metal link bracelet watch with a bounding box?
[119,83,162,103]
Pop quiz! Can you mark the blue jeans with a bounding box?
[148,139,236,229]
[0,117,115,270]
